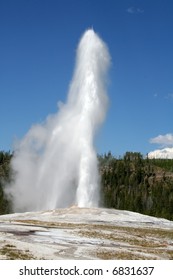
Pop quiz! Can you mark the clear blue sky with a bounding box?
[0,0,173,157]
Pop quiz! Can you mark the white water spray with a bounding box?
[6,29,110,212]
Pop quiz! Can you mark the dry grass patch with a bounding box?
[96,250,153,260]
[0,244,35,260]
[14,219,79,229]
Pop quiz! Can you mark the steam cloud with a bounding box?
[6,29,110,212]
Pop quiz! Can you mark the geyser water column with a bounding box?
[73,30,110,207]
[6,29,110,212]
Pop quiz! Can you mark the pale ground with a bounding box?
[0,207,173,260]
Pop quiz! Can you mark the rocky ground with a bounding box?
[0,207,173,260]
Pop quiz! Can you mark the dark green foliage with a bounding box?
[149,158,173,172]
[0,151,12,214]
[99,152,173,221]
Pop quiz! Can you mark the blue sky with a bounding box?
[0,0,173,157]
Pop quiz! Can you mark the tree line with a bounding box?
[0,150,173,220]
[0,151,12,214]
[99,152,173,220]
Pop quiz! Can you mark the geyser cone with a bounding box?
[6,29,111,212]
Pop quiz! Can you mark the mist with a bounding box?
[5,29,111,212]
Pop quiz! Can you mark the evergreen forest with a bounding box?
[0,151,12,214]
[99,152,173,220]
[0,150,173,220]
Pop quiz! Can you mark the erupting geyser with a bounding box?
[6,29,111,212]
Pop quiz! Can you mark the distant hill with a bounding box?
[99,152,173,221]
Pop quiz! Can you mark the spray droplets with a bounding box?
[6,29,111,212]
